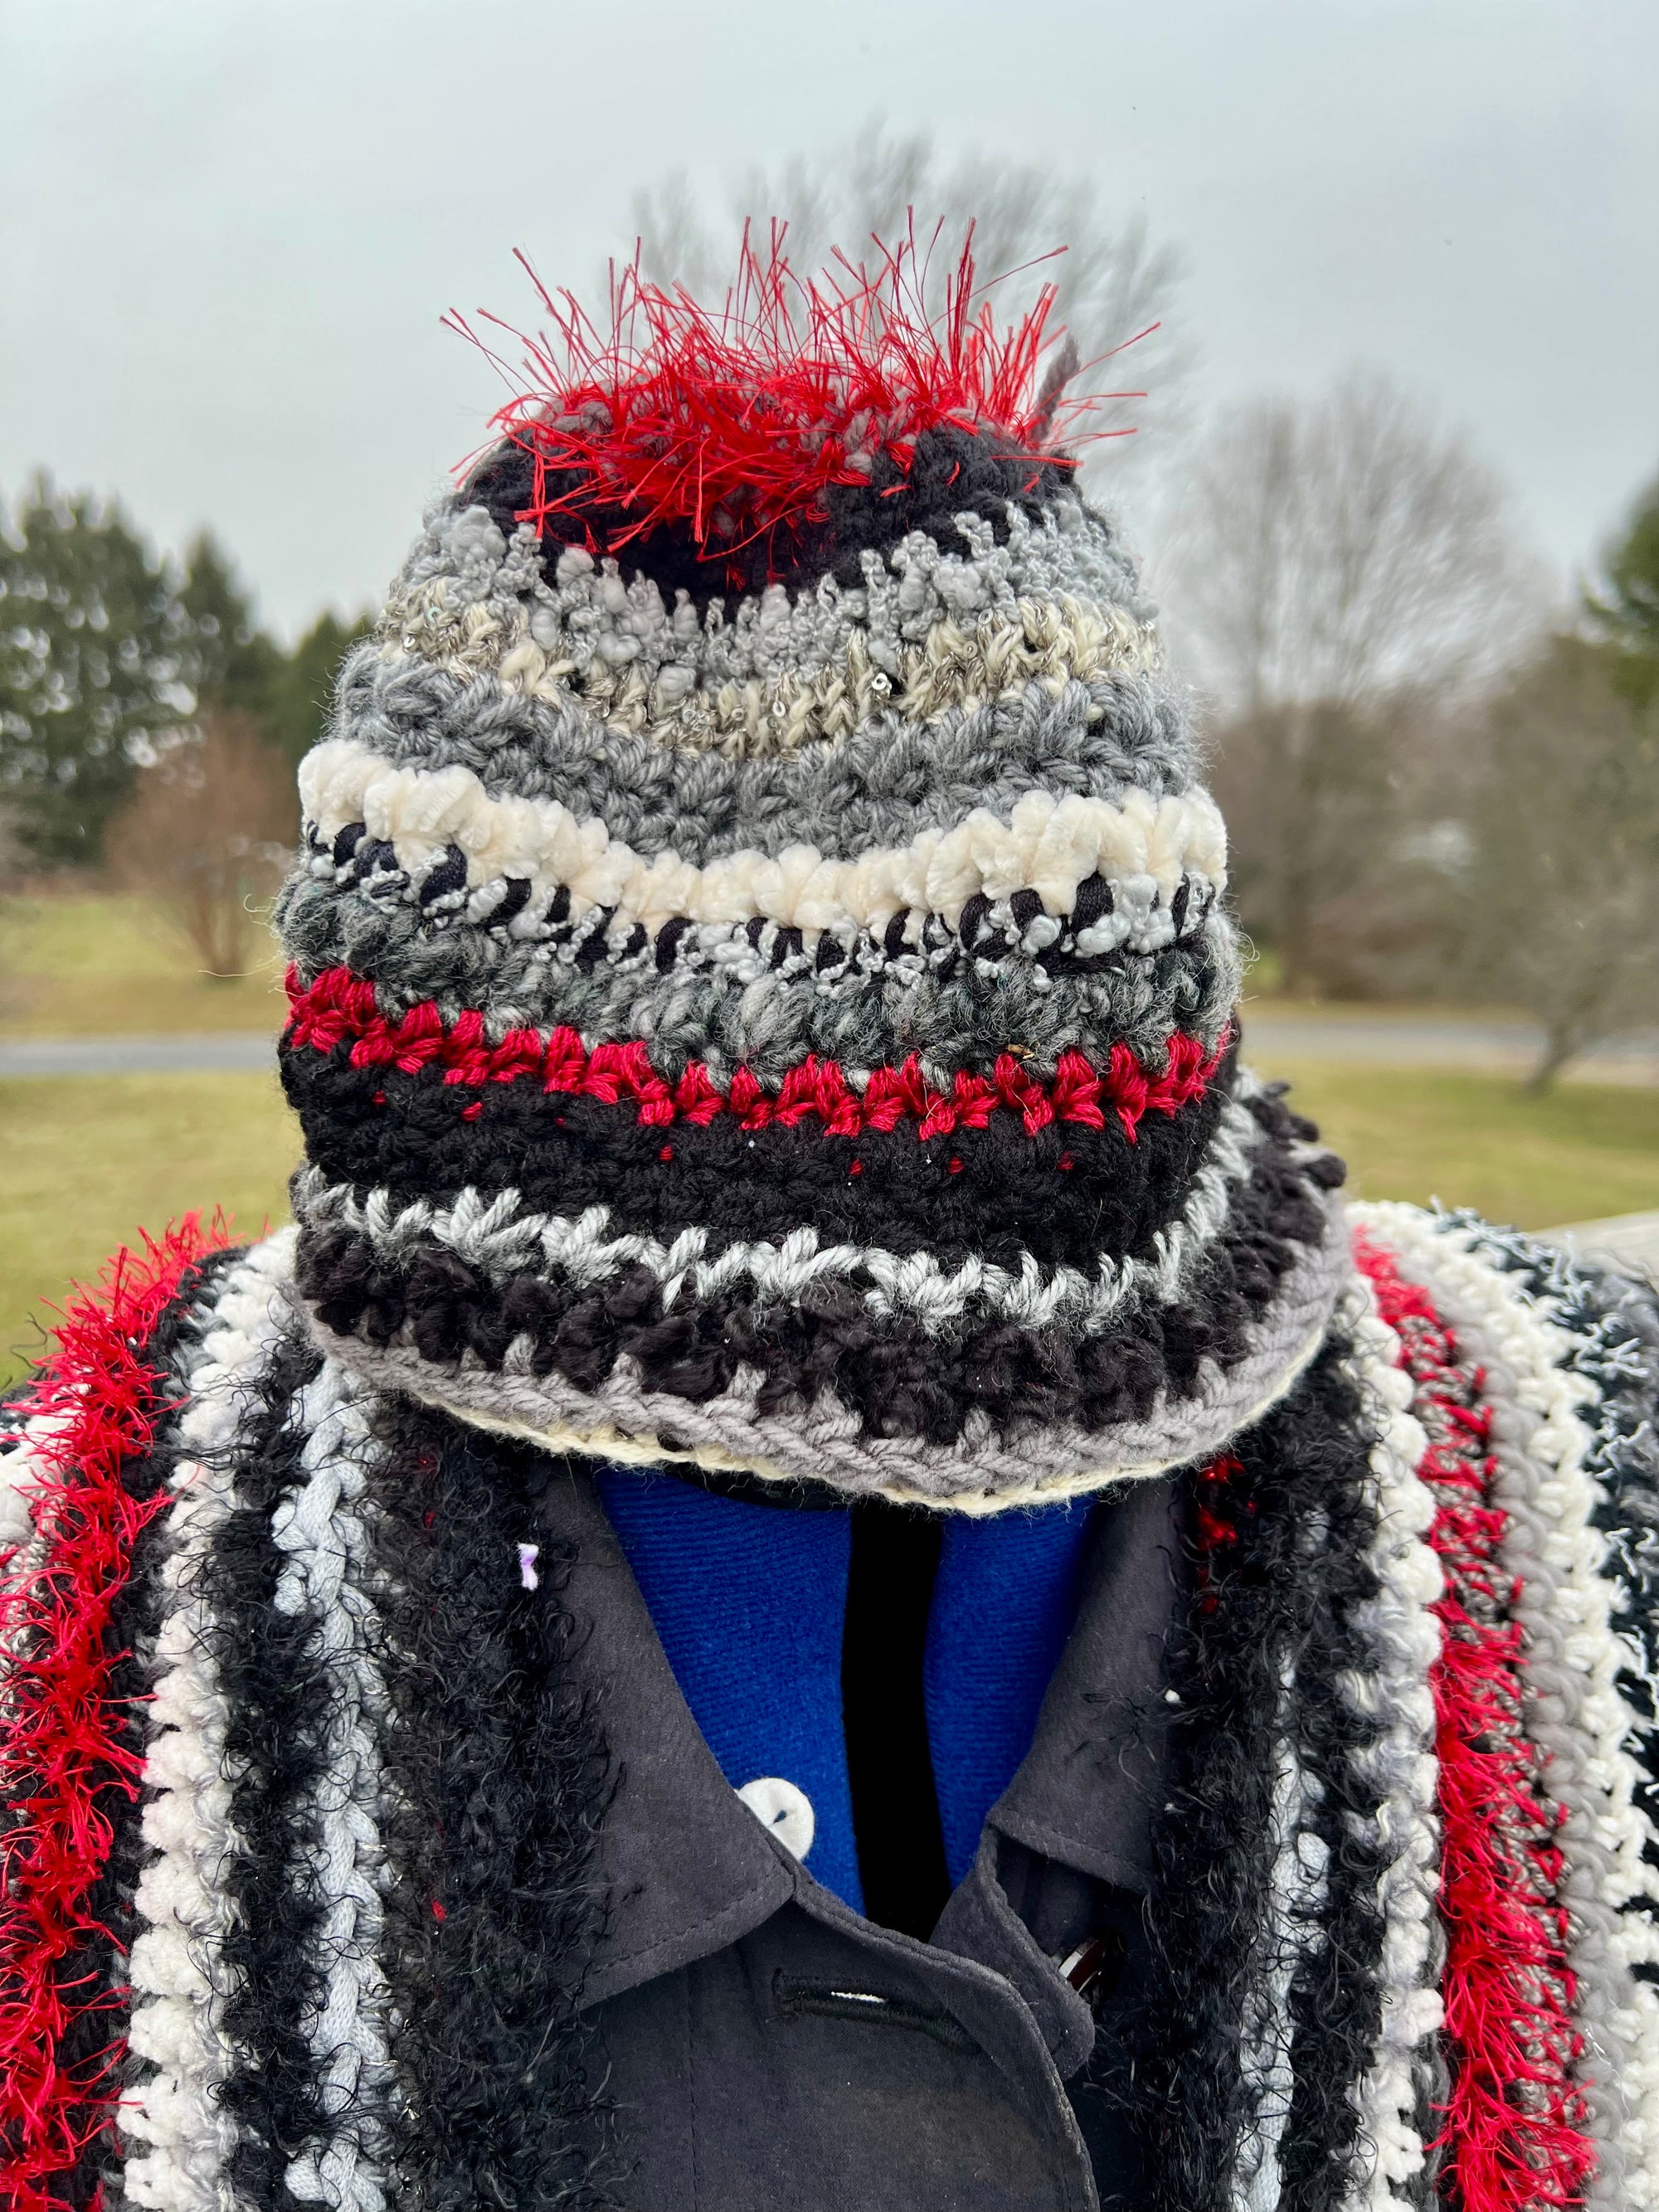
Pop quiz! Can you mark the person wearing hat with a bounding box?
[3,236,1657,2212]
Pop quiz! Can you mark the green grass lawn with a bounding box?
[1,1073,298,1383]
[1264,1062,1659,1228]
[2,1059,1656,1389]
[0,892,285,1035]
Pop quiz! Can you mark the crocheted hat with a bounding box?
[276,236,1346,1506]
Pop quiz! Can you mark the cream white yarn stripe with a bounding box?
[1233,1702,1329,2212]
[299,737,1227,936]
[122,1234,297,2212]
[270,1359,392,2212]
[395,588,1161,752]
[1357,1201,1659,2210]
[290,1092,1264,1342]
[1338,1283,1444,2212]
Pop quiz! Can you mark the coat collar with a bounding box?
[539,1461,1185,2020]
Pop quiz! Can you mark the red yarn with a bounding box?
[450,221,1146,575]
[285,965,1224,1145]
[0,1216,231,2211]
[1354,1232,1595,2210]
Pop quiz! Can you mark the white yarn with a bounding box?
[1233,1696,1329,2212]
[269,1360,392,2212]
[299,737,1226,938]
[1338,1282,1444,2211]
[1355,1201,1659,2205]
[121,1236,296,2212]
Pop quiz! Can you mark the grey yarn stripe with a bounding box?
[294,1196,1348,1510]
[327,645,1197,863]
[381,492,1161,760]
[1374,1213,1652,2207]
[1340,1293,1444,2210]
[278,862,1237,1084]
[269,1359,393,2212]
[122,1246,297,2212]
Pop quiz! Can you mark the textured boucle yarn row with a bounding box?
[274,245,1267,1505]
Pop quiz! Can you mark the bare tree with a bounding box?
[1459,638,1659,1089]
[628,120,1188,491]
[108,711,294,978]
[1165,375,1544,993]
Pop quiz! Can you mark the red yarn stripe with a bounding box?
[284,965,1224,1144]
[0,1216,231,2212]
[1354,1232,1595,2211]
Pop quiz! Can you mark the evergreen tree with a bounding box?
[264,607,373,767]
[0,478,187,863]
[178,532,285,728]
[1587,469,1659,709]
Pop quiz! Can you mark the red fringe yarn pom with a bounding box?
[451,221,1141,573]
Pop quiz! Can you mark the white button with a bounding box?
[737,1777,815,1861]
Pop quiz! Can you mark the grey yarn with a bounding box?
[383,489,1156,716]
[290,1194,1348,1510]
[270,1360,393,2212]
[324,648,1199,865]
[278,861,1236,1083]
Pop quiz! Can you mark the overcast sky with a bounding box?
[2,0,1655,636]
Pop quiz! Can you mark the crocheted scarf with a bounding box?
[5,1211,1659,2212]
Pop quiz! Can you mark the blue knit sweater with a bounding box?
[596,1468,1094,1913]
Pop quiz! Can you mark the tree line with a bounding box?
[0,475,367,867]
[1170,387,1659,1087]
[0,479,370,978]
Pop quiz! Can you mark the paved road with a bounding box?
[1245,1014,1659,1082]
[3,1015,1658,1082]
[0,1033,275,1076]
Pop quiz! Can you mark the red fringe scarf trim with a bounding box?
[1355,1232,1596,2210]
[0,1217,230,2212]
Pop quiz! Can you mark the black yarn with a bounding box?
[292,1124,1339,1449]
[316,827,1216,992]
[842,1502,951,1938]
[17,1250,244,2211]
[280,1039,1233,1276]
[1112,1340,1394,2212]
[463,425,1078,608]
[366,1403,616,2212]
[194,1329,338,2212]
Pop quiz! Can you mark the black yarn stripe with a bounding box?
[366,1403,615,2211]
[464,422,1078,605]
[280,1038,1233,1274]
[37,1250,246,2211]
[1112,1339,1392,2212]
[195,1329,338,2212]
[1271,1351,1401,2211]
[842,1503,951,1939]
[319,829,1218,990]
[294,1130,1339,1450]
